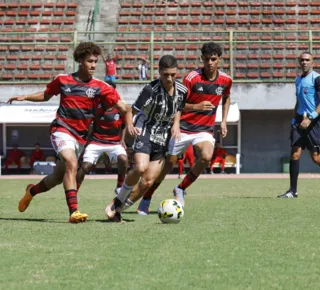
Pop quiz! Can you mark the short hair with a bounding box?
[35,142,40,146]
[201,42,222,57]
[105,80,116,89]
[159,55,178,70]
[73,42,102,63]
[299,51,313,59]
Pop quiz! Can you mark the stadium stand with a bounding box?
[0,1,77,81]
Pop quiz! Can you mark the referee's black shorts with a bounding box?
[132,135,168,161]
[291,116,320,152]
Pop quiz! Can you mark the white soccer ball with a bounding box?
[158,199,184,224]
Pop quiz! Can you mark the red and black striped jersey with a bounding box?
[45,74,120,144]
[90,96,125,145]
[181,69,232,134]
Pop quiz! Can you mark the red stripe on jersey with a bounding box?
[90,108,124,145]
[46,74,119,143]
[181,69,232,133]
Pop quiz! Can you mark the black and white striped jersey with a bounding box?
[132,79,188,146]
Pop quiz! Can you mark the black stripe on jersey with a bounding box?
[180,120,213,132]
[96,112,119,122]
[192,82,227,95]
[58,106,94,120]
[90,136,120,144]
[187,107,217,116]
[52,118,88,139]
[60,83,102,98]
[92,125,120,136]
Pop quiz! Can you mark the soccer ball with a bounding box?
[158,199,184,224]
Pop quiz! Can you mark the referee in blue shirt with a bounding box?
[278,52,320,198]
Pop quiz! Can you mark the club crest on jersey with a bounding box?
[135,141,143,149]
[114,114,120,121]
[215,86,224,96]
[86,87,96,98]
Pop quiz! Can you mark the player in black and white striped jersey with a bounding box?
[105,55,188,222]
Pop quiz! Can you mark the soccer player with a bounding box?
[76,81,128,195]
[177,144,195,179]
[123,42,232,212]
[278,52,320,198]
[8,42,128,223]
[209,141,228,174]
[105,55,188,222]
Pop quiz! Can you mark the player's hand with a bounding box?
[171,123,181,141]
[220,121,228,138]
[120,139,127,150]
[195,101,215,111]
[299,116,312,129]
[127,125,141,137]
[7,95,26,104]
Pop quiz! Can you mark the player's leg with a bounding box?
[106,145,128,194]
[174,133,214,206]
[77,143,101,190]
[18,159,65,212]
[105,152,150,220]
[134,154,178,215]
[177,157,184,178]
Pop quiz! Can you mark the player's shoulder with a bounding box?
[175,80,188,94]
[218,70,232,82]
[53,73,70,81]
[184,68,202,82]
[92,77,111,88]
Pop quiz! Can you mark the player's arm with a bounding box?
[220,94,230,138]
[7,91,53,104]
[171,111,181,141]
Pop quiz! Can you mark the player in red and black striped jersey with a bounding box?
[76,81,128,195]
[137,42,232,214]
[8,42,128,223]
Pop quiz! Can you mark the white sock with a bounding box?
[122,198,134,210]
[116,182,134,203]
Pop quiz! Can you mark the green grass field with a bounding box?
[1,178,320,290]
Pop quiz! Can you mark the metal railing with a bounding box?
[0,29,318,85]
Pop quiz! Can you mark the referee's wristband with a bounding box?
[308,111,318,120]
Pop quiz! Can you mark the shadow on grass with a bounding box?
[220,196,275,199]
[94,218,135,223]
[124,210,158,215]
[0,217,66,223]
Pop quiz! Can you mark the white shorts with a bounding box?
[50,131,85,158]
[82,143,127,165]
[168,132,215,156]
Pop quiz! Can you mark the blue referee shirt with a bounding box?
[296,70,320,115]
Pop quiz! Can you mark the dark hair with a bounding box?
[35,142,40,146]
[201,42,222,57]
[159,55,178,70]
[105,80,116,89]
[73,42,102,63]
[299,51,313,58]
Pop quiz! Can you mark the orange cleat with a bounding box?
[69,210,88,223]
[18,184,34,212]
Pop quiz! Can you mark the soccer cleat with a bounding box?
[114,187,121,195]
[173,186,185,207]
[18,184,34,212]
[137,198,151,216]
[69,210,88,223]
[178,174,182,179]
[277,190,298,198]
[113,212,126,224]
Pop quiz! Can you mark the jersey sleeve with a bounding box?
[224,78,233,97]
[132,85,153,111]
[178,91,188,112]
[45,75,62,96]
[314,76,320,97]
[100,84,120,108]
[183,75,193,101]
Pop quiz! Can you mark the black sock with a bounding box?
[289,159,299,193]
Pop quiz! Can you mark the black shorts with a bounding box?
[290,116,320,152]
[133,135,167,161]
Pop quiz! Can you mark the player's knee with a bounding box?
[117,154,128,165]
[140,177,153,189]
[64,158,78,172]
[134,164,148,175]
[311,154,320,165]
[81,162,93,173]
